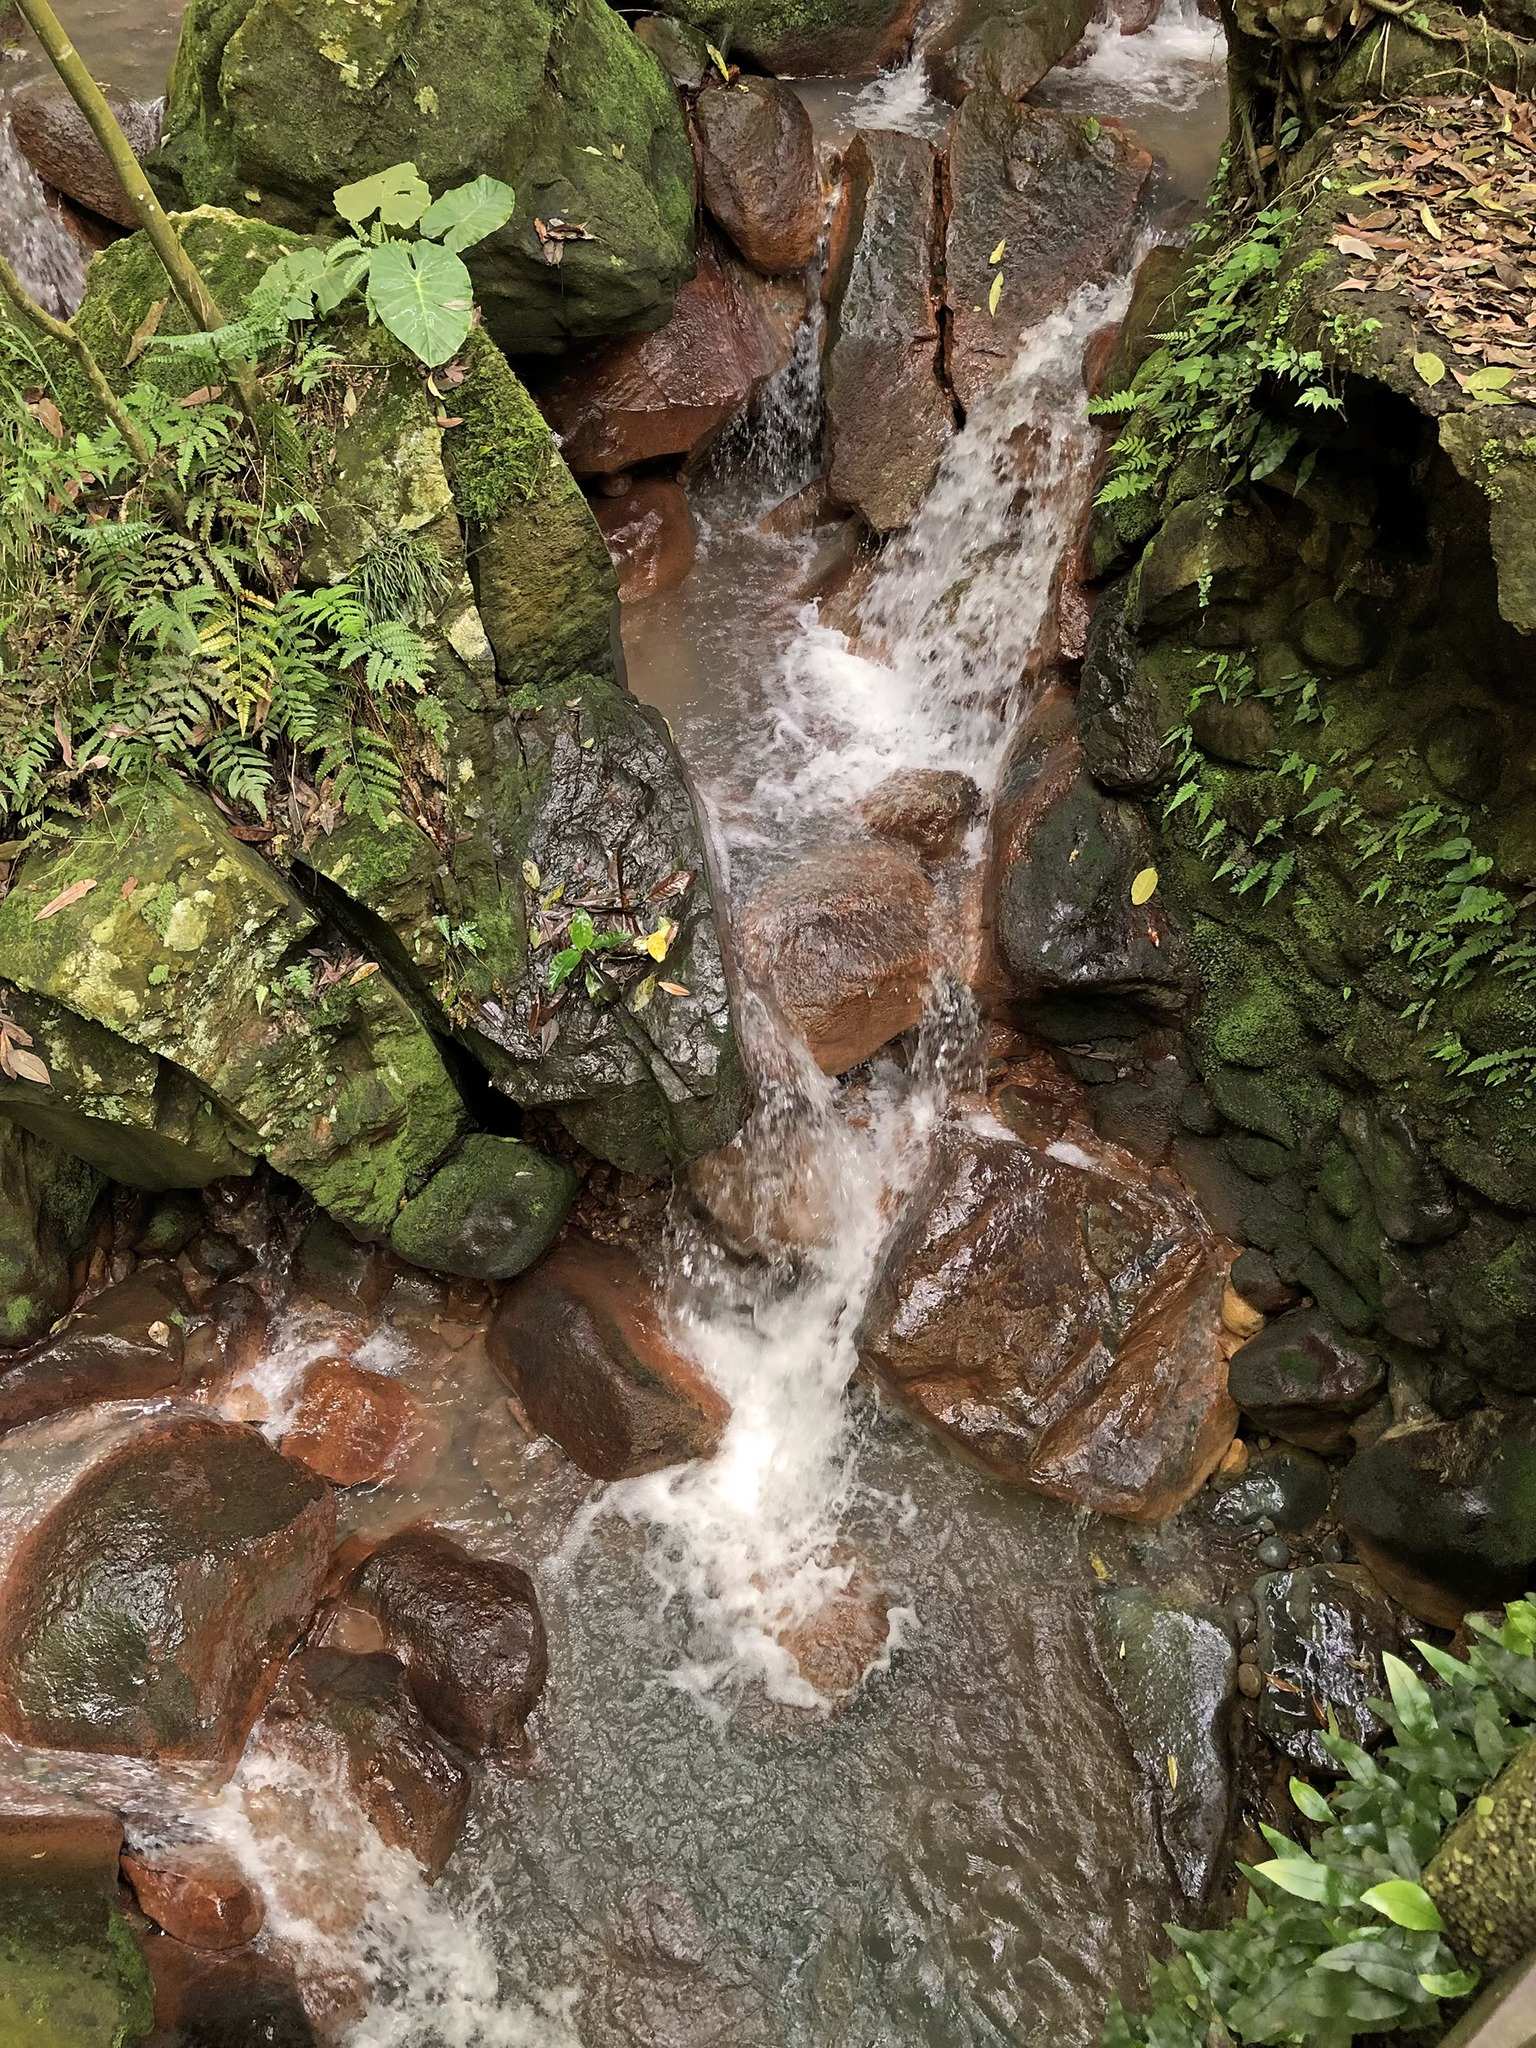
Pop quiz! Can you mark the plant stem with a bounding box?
[12,0,226,332]
[0,251,151,464]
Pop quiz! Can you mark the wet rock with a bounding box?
[290,1211,389,1316]
[279,1357,425,1488]
[634,12,713,87]
[490,1238,729,1479]
[923,0,1097,102]
[694,77,820,277]
[1426,1737,1536,1970]
[1340,1099,1458,1245]
[0,1267,188,1437]
[1340,1410,1536,1627]
[989,734,1193,1017]
[258,1649,471,1880]
[1227,1307,1386,1452]
[205,1279,270,1391]
[944,95,1151,409]
[1075,576,1179,794]
[1095,1587,1236,1904]
[11,81,160,227]
[153,0,696,357]
[138,1938,317,2048]
[0,1874,154,2046]
[1208,1445,1333,1535]
[688,1124,839,1260]
[389,1134,577,1283]
[541,233,804,475]
[342,1524,546,1755]
[776,1573,896,1706]
[0,1406,334,1762]
[824,129,954,535]
[1252,1565,1402,1773]
[0,1777,123,1880]
[857,769,982,861]
[736,843,938,1074]
[0,1124,102,1351]
[858,1115,1236,1519]
[121,1840,264,1952]
[593,477,698,602]
[1219,1278,1263,1341]
[657,0,924,73]
[1229,1247,1300,1316]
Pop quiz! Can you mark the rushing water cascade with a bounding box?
[0,117,86,314]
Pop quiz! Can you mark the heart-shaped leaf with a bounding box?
[420,174,516,254]
[365,240,475,367]
[1412,350,1445,388]
[335,161,431,230]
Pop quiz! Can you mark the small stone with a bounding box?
[1237,1663,1263,1699]
[121,1840,264,1952]
[1228,1592,1257,1637]
[1257,1536,1291,1569]
[1217,1436,1250,1479]
[279,1358,425,1488]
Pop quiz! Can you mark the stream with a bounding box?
[0,8,1239,2044]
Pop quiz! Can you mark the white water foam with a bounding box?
[847,55,945,138]
[737,270,1136,843]
[1062,0,1223,112]
[0,116,85,316]
[200,1752,579,2048]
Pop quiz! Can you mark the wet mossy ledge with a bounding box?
[0,205,747,1336]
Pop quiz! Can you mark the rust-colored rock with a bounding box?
[279,1356,424,1487]
[0,1776,122,1880]
[0,1405,334,1762]
[490,1237,728,1480]
[858,1115,1235,1518]
[593,477,697,602]
[858,769,982,861]
[258,1649,470,1880]
[694,76,821,277]
[736,843,938,1074]
[122,1840,264,1952]
[10,81,160,227]
[541,234,804,476]
[139,1937,317,2048]
[0,1266,188,1436]
[342,1524,546,1755]
[944,95,1152,408]
[824,129,955,535]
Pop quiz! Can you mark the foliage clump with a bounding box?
[1105,1596,1536,2047]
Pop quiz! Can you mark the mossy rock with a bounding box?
[1426,1736,1536,1969]
[0,1876,153,2048]
[151,0,697,355]
[649,0,916,71]
[0,1125,102,1350]
[390,1133,577,1279]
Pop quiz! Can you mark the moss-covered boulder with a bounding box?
[0,1875,153,2048]
[650,0,920,72]
[390,1134,576,1279]
[151,0,697,355]
[0,1126,101,1351]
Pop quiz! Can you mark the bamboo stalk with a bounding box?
[12,0,229,334]
[0,252,152,464]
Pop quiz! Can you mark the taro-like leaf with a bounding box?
[365,241,475,367]
[335,161,431,229]
[419,174,516,254]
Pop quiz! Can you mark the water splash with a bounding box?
[1060,0,1223,112]
[0,117,85,315]
[200,1752,579,2048]
[847,56,945,138]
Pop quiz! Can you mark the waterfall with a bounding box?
[0,117,86,316]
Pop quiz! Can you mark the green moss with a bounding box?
[389,1131,577,1278]
[445,327,560,526]
[0,1877,154,2048]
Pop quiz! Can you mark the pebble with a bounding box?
[1257,1536,1291,1569]
[1237,1663,1264,1699]
[1229,1592,1257,1639]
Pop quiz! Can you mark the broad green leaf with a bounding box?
[334,161,431,229]
[314,245,370,316]
[570,911,596,949]
[365,240,475,367]
[1418,1969,1478,1999]
[1413,1639,1470,1686]
[1289,1778,1334,1825]
[1382,1652,1434,1733]
[419,174,516,254]
[1259,1823,1307,1860]
[1361,1880,1442,1931]
[548,946,581,990]
[1253,1854,1351,1906]
[1412,350,1445,388]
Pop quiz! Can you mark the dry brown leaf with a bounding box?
[34,878,96,920]
[123,296,166,367]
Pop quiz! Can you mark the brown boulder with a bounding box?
[922,0,1098,101]
[0,1405,334,1762]
[278,1355,425,1487]
[0,1265,188,1436]
[138,1939,317,2048]
[858,1116,1235,1518]
[717,0,924,73]
[10,81,160,228]
[490,1237,728,1480]
[944,95,1152,408]
[341,1524,546,1755]
[541,233,804,476]
[694,76,821,277]
[736,843,938,1074]
[121,1840,264,1952]
[593,477,697,601]
[0,1776,122,1880]
[824,129,955,535]
[858,769,982,860]
[258,1649,470,1879]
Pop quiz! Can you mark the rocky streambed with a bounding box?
[3,0,1536,2043]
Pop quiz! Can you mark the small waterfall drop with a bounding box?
[0,117,86,315]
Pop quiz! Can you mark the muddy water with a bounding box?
[1,10,1237,2043]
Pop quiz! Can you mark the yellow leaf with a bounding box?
[521,859,541,889]
[1418,202,1442,242]
[989,237,1006,265]
[988,272,1004,318]
[632,974,656,1012]
[1089,1553,1109,1581]
[1413,351,1445,388]
[640,918,675,962]
[705,39,731,80]
[1130,867,1159,906]
[1167,1755,1179,1789]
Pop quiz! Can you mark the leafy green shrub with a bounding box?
[1104,1597,1536,2047]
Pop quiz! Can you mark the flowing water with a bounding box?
[1,7,1235,2042]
